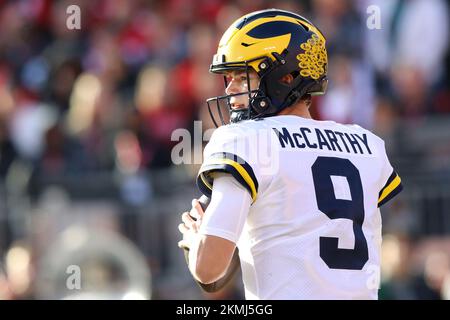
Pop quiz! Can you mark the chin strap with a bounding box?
[230,108,251,123]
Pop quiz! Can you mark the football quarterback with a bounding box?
[178,8,402,300]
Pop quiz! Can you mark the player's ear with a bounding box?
[279,73,294,85]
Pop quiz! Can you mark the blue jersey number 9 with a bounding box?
[312,156,369,270]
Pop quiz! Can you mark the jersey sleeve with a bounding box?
[377,141,403,207]
[197,125,260,203]
[199,173,252,244]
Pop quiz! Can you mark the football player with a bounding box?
[178,8,403,299]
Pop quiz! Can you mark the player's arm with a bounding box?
[189,235,235,284]
[179,173,251,285]
[181,240,240,292]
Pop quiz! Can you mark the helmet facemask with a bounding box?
[206,56,268,127]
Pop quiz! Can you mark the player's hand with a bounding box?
[177,199,205,250]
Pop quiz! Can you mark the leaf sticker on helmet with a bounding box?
[297,34,327,80]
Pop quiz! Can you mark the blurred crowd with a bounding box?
[0,0,449,299]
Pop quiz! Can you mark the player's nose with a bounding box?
[225,78,242,95]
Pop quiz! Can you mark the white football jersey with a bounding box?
[197,115,403,300]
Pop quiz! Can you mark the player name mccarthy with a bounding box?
[272,127,372,155]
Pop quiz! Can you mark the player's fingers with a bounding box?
[178,223,189,234]
[182,212,198,231]
[189,207,200,222]
[181,212,194,225]
[190,200,205,223]
[191,199,205,218]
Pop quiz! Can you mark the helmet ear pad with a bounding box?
[251,49,328,117]
[249,50,306,116]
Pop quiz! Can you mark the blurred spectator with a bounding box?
[312,0,364,58]
[317,55,375,128]
[379,234,416,299]
[4,241,33,299]
[412,250,450,299]
[361,0,449,86]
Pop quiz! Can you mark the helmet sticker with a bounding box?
[297,34,327,80]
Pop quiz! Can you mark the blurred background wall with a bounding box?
[0,0,449,299]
